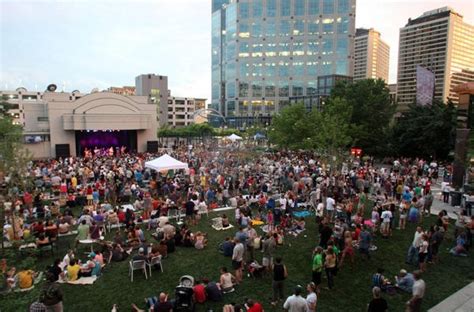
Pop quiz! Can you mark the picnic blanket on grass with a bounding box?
[58,276,97,285]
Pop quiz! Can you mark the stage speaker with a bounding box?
[147,141,158,153]
[55,144,70,158]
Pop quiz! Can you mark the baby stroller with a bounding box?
[175,275,195,312]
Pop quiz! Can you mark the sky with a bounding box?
[1,0,473,101]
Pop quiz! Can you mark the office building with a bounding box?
[354,28,390,82]
[135,74,169,126]
[167,96,207,127]
[397,7,474,110]
[388,83,397,104]
[212,0,356,127]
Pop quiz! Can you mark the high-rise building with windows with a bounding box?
[397,7,474,110]
[354,28,390,82]
[212,0,356,127]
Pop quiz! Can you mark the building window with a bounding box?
[280,20,291,36]
[37,117,49,122]
[227,82,236,98]
[279,83,289,97]
[338,0,350,13]
[281,0,291,16]
[293,20,304,36]
[239,2,249,18]
[294,0,305,16]
[266,0,277,17]
[308,0,320,15]
[239,82,249,97]
[227,100,236,116]
[252,0,263,18]
[252,83,263,97]
[265,84,276,97]
[337,17,349,34]
[337,38,348,55]
[323,0,334,14]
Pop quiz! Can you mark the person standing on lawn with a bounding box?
[271,257,288,306]
[311,246,324,291]
[367,286,388,312]
[406,271,425,312]
[232,238,244,284]
[283,285,307,312]
[358,225,372,260]
[406,227,424,266]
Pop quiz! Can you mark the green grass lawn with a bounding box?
[1,210,473,312]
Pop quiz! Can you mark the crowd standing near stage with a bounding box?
[1,143,473,312]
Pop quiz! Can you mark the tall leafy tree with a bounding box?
[268,104,314,149]
[330,79,396,155]
[0,96,32,249]
[391,100,457,160]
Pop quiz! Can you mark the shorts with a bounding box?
[343,246,354,256]
[418,252,427,263]
[262,256,272,267]
[232,260,242,270]
[87,195,93,200]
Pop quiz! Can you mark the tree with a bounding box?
[391,100,457,160]
[268,103,314,149]
[0,96,32,249]
[330,79,396,155]
[310,97,352,171]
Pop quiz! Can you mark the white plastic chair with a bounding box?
[147,255,163,276]
[129,260,148,282]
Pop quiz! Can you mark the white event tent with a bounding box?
[227,133,243,141]
[145,154,189,171]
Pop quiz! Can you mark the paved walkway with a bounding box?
[430,184,463,220]
[428,282,474,312]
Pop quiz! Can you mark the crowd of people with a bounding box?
[1,143,473,312]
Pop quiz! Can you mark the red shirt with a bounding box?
[248,302,263,312]
[193,284,206,303]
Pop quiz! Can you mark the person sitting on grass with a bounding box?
[194,231,208,250]
[193,279,207,304]
[76,220,90,244]
[0,260,16,294]
[450,232,468,257]
[395,269,414,293]
[17,267,39,290]
[222,214,230,228]
[219,267,236,293]
[372,268,390,291]
[80,253,101,277]
[36,233,50,248]
[203,278,222,302]
[111,243,132,262]
[48,259,64,282]
[67,259,81,281]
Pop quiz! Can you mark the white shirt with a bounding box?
[412,231,424,248]
[413,279,426,298]
[326,197,335,211]
[283,295,308,312]
[381,210,392,223]
[306,292,317,311]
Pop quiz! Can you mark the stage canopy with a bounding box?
[227,133,243,141]
[145,154,188,171]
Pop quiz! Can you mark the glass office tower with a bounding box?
[212,0,356,127]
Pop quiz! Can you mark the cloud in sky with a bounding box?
[1,0,473,101]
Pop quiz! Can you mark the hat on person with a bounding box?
[400,269,407,275]
[138,247,145,254]
[88,252,96,258]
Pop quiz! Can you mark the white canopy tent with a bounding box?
[145,154,188,171]
[227,133,243,141]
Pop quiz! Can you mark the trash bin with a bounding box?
[450,191,462,206]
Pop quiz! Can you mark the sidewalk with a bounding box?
[428,282,474,312]
[430,185,463,220]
